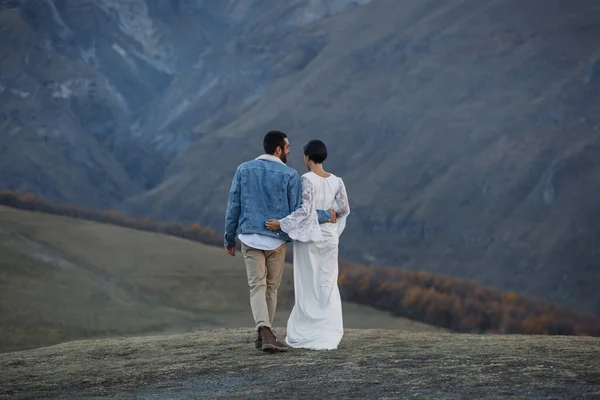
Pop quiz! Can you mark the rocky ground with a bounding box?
[1,329,599,399]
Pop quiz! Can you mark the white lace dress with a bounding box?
[279,172,350,350]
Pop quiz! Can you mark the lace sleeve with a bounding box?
[334,177,350,236]
[334,178,350,218]
[279,175,324,242]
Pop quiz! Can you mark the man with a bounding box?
[224,131,335,353]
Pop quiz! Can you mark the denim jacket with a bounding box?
[224,155,332,247]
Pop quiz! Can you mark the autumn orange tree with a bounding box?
[337,260,600,336]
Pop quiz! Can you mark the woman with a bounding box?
[265,140,350,350]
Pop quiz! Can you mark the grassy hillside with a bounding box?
[0,205,442,353]
[2,193,599,340]
[1,329,599,399]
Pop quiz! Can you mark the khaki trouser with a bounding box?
[241,242,287,329]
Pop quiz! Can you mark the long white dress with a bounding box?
[279,172,350,350]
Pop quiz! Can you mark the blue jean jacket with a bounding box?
[224,156,332,247]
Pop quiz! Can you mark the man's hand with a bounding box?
[329,209,337,223]
[225,246,236,257]
[265,219,281,231]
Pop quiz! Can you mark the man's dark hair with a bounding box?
[263,130,288,155]
[303,140,328,164]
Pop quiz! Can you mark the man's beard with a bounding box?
[279,154,287,164]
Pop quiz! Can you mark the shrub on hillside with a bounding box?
[337,261,600,336]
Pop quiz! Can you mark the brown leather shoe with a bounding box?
[259,326,288,353]
[254,331,262,350]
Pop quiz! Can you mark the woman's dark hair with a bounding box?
[263,130,287,155]
[303,140,328,164]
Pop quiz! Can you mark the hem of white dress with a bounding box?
[285,334,343,351]
[288,345,339,351]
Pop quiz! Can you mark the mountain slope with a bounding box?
[126,0,600,316]
[0,0,374,207]
[0,0,170,207]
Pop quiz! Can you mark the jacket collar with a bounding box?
[256,154,285,165]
